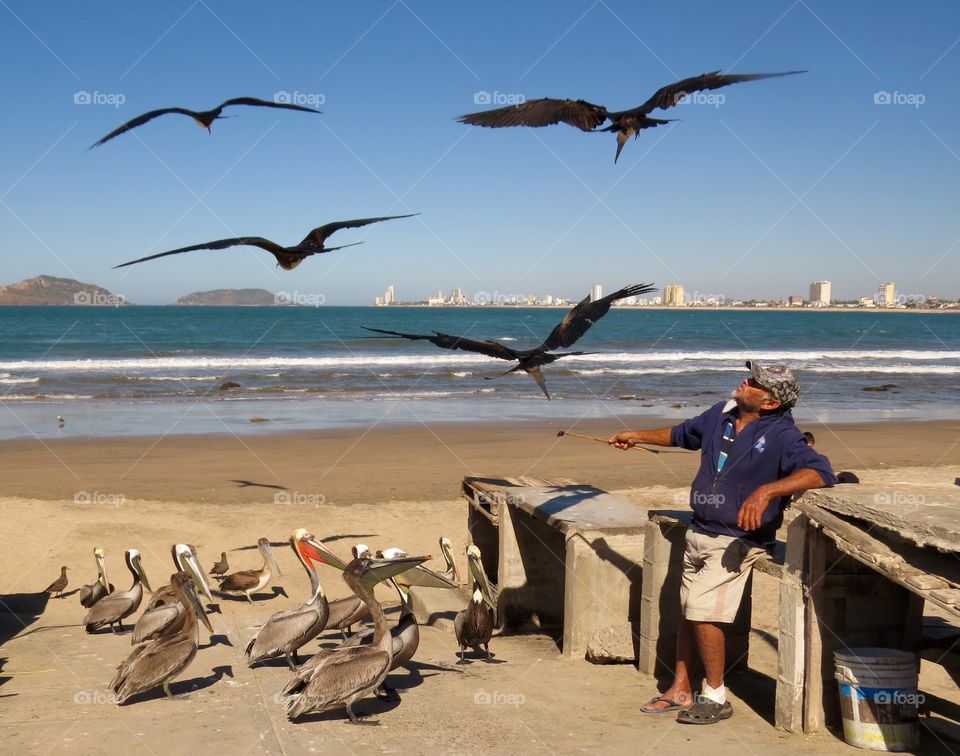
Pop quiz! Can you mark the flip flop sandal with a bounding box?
[640,694,686,714]
[676,699,733,724]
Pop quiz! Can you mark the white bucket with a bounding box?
[834,648,920,752]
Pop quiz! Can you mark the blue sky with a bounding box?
[1,1,959,305]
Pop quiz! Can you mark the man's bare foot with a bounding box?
[640,690,694,714]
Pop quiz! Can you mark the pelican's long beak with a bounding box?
[182,577,214,634]
[467,548,497,611]
[361,555,431,589]
[94,548,107,588]
[395,562,459,589]
[132,552,152,593]
[298,533,348,570]
[180,549,213,602]
[262,542,282,577]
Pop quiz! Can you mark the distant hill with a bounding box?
[0,275,128,306]
[173,288,280,306]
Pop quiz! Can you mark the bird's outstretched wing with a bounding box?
[458,98,609,131]
[299,214,418,248]
[363,327,518,361]
[538,283,657,351]
[89,108,199,149]
[113,237,286,269]
[219,97,322,115]
[621,70,806,116]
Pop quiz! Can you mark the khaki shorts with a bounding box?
[680,526,769,623]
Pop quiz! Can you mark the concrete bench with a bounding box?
[463,476,648,660]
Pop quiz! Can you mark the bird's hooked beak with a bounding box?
[467,545,497,611]
[131,551,152,593]
[359,555,431,590]
[259,540,282,577]
[180,575,214,634]
[176,545,213,602]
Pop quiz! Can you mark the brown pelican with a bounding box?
[209,552,229,578]
[245,529,343,670]
[217,538,281,603]
[282,555,430,723]
[458,70,805,162]
[455,545,497,662]
[365,284,655,399]
[113,215,417,271]
[43,566,69,598]
[82,549,151,633]
[79,548,114,608]
[110,572,214,704]
[89,96,320,148]
[132,545,212,644]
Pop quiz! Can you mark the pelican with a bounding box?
[82,549,151,633]
[113,214,417,271]
[209,552,229,578]
[79,548,114,607]
[132,545,213,645]
[365,284,656,399]
[43,566,69,598]
[89,96,320,148]
[455,545,497,662]
[110,572,214,704]
[324,543,373,638]
[458,70,805,162]
[245,529,342,670]
[394,536,461,589]
[283,555,430,724]
[217,538,281,603]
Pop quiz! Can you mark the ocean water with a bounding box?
[1,306,959,439]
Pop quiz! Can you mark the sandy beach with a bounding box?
[2,419,959,754]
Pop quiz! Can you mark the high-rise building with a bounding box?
[809,280,831,306]
[663,284,685,306]
[877,282,896,308]
[591,284,603,302]
[384,285,395,305]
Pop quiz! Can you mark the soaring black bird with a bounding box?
[113,214,417,271]
[458,70,805,162]
[89,96,320,149]
[364,283,655,400]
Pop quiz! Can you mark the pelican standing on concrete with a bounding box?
[132,544,212,644]
[43,566,69,598]
[82,549,151,633]
[110,572,214,704]
[79,548,113,608]
[217,538,281,603]
[455,545,497,662]
[283,555,430,724]
[245,529,343,670]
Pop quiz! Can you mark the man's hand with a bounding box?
[736,486,775,531]
[608,431,640,450]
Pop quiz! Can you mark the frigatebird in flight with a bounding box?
[114,214,418,271]
[89,96,321,149]
[458,70,805,162]
[365,283,656,399]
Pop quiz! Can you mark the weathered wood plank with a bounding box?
[776,514,808,732]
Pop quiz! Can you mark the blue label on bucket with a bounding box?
[840,684,921,709]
